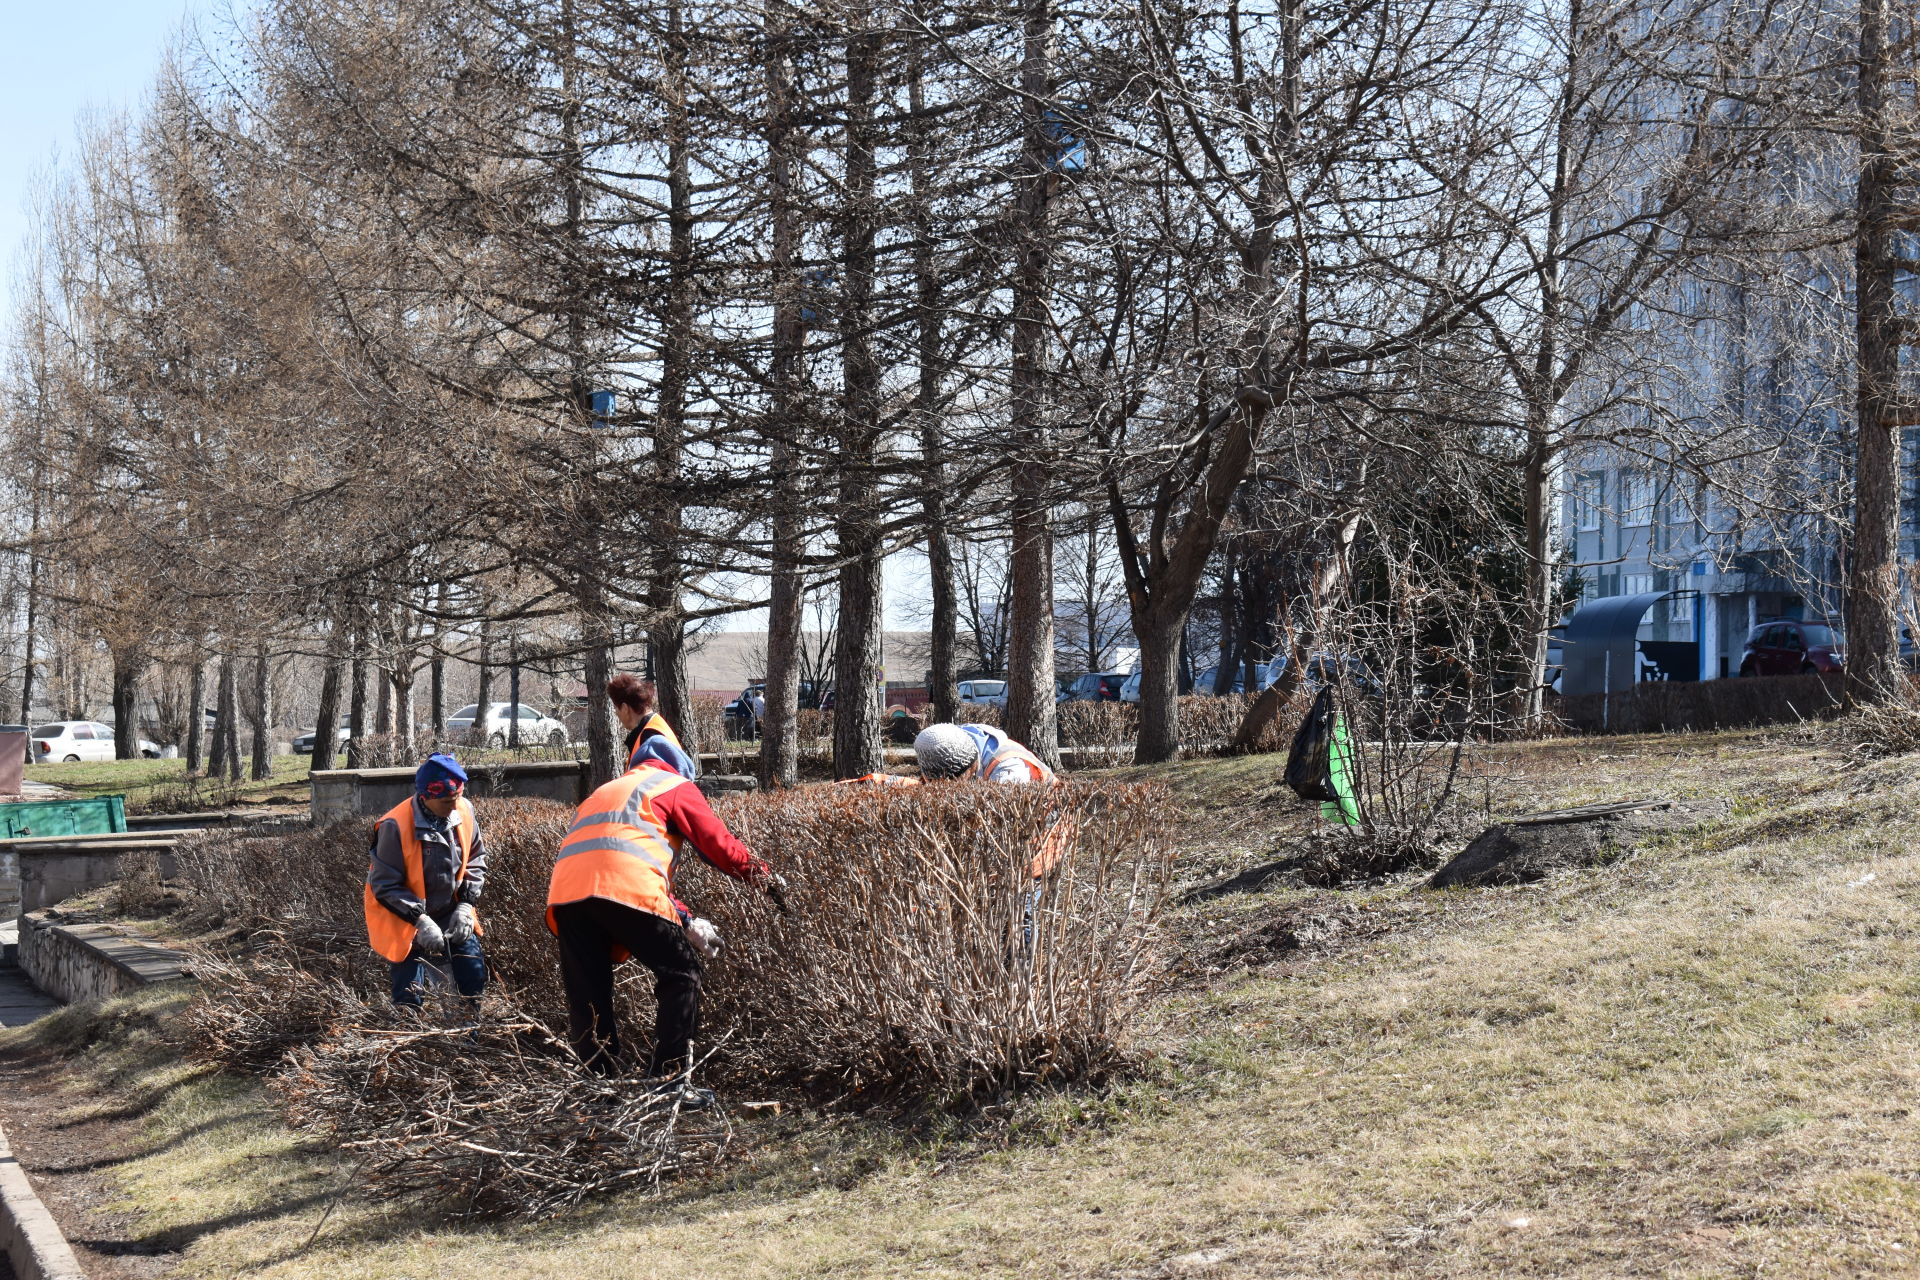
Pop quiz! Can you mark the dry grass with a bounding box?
[15,728,1920,1275]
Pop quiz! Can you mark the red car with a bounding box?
[1739,619,1844,676]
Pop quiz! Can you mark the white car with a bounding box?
[445,702,570,748]
[956,679,1009,708]
[31,721,162,762]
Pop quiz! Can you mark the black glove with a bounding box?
[765,873,790,915]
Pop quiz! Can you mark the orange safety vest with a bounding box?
[363,796,479,962]
[640,712,688,756]
[546,763,691,934]
[982,741,1054,783]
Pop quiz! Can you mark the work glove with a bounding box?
[413,913,446,955]
[765,873,790,915]
[685,917,721,959]
[447,902,477,944]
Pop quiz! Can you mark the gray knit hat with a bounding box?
[913,723,980,779]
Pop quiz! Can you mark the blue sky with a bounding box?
[0,0,213,285]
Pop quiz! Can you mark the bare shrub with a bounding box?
[954,702,1002,728]
[1826,698,1920,758]
[1057,700,1137,760]
[1177,694,1259,755]
[794,708,832,746]
[682,694,730,766]
[698,779,1176,1102]
[181,783,1176,1112]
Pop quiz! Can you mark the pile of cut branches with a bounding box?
[278,1020,729,1218]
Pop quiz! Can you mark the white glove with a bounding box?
[447,902,478,944]
[685,917,721,959]
[414,913,446,954]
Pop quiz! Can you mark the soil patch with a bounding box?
[0,1043,184,1279]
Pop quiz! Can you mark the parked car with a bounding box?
[1189,661,1284,696]
[30,721,162,762]
[957,678,1009,708]
[1062,671,1130,702]
[291,716,354,755]
[444,702,569,748]
[1739,619,1844,677]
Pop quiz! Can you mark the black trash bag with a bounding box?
[1284,685,1340,803]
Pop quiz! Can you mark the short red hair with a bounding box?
[607,673,657,716]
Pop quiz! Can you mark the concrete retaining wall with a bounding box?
[16,910,189,1005]
[310,760,590,823]
[6,838,179,919]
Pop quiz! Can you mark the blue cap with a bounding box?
[415,752,468,796]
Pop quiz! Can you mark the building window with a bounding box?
[1624,573,1655,595]
[1575,473,1603,531]
[1621,471,1654,527]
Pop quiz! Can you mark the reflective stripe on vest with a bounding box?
[546,764,690,931]
[362,796,477,963]
[981,742,1053,783]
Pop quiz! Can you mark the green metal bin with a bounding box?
[0,795,128,839]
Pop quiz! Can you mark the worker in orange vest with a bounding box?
[547,709,784,1095]
[607,672,697,776]
[912,722,1055,783]
[363,753,488,1011]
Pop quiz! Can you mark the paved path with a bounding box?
[0,968,56,1029]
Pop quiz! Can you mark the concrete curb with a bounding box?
[0,1117,87,1280]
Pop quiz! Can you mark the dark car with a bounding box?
[1063,671,1129,702]
[1739,619,1844,677]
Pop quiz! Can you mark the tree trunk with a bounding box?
[1006,0,1061,766]
[1515,428,1562,729]
[430,654,445,740]
[831,9,887,780]
[1848,0,1906,708]
[1114,398,1274,764]
[472,624,493,748]
[582,628,616,782]
[758,14,805,791]
[312,625,343,775]
[654,624,693,751]
[507,649,522,748]
[347,643,369,770]
[649,0,696,755]
[18,540,36,727]
[1134,611,1184,761]
[910,38,959,725]
[392,662,415,748]
[375,664,394,736]
[1231,511,1359,750]
[185,658,205,775]
[250,640,271,781]
[209,654,230,777]
[220,654,241,783]
[110,646,141,760]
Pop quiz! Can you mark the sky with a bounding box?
[0,0,219,282]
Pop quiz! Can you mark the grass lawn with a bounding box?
[8,728,1920,1276]
[25,754,317,813]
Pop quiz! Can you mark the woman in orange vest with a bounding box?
[548,701,784,1088]
[363,753,488,1010]
[606,672,695,775]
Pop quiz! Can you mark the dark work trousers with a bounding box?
[390,931,487,1007]
[552,898,704,1077]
